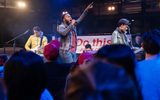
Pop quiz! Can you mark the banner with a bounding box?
[53,35,131,54]
[76,35,111,53]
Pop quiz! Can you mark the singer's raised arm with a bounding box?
[76,2,93,24]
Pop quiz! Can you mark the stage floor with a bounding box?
[0,47,23,55]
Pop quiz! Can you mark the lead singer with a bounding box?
[57,3,93,63]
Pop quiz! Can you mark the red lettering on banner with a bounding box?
[83,40,89,46]
[107,40,111,45]
[93,39,96,46]
[96,39,103,46]
[76,36,113,53]
[77,38,83,46]
[103,38,107,45]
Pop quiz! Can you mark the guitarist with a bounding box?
[111,18,131,46]
[25,26,48,54]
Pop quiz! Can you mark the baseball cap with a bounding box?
[118,18,131,26]
[44,40,60,61]
[61,11,70,20]
[50,40,61,49]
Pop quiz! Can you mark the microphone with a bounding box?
[5,29,30,44]
[23,29,30,35]
[71,19,77,26]
[127,26,134,48]
[128,26,130,30]
[127,26,131,35]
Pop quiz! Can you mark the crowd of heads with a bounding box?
[0,28,159,100]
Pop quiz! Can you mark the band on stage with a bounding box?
[24,2,143,63]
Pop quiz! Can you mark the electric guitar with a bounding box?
[133,47,144,54]
[30,45,43,55]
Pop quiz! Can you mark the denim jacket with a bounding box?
[111,28,130,46]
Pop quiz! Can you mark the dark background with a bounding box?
[0,0,160,47]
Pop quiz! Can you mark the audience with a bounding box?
[4,50,53,100]
[44,40,71,100]
[133,35,142,48]
[132,35,145,61]
[83,44,93,53]
[95,44,137,81]
[0,54,8,78]
[65,52,95,92]
[65,61,139,100]
[0,54,8,100]
[2,29,160,100]
[78,52,94,65]
[0,78,5,100]
[135,29,160,100]
[95,44,142,99]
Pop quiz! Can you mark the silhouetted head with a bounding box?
[95,44,136,79]
[84,44,92,52]
[65,61,138,100]
[4,50,46,100]
[142,29,160,55]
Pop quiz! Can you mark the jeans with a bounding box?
[59,50,77,63]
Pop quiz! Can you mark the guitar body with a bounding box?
[30,46,39,53]
[133,47,143,54]
[30,46,43,55]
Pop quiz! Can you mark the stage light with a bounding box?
[17,1,26,9]
[108,6,116,11]
[108,7,112,11]
[111,6,115,10]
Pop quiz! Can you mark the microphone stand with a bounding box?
[4,29,29,54]
[128,27,134,49]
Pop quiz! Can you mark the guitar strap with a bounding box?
[40,36,43,47]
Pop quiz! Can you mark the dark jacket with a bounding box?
[44,61,71,100]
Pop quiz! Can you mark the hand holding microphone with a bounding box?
[71,19,77,26]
